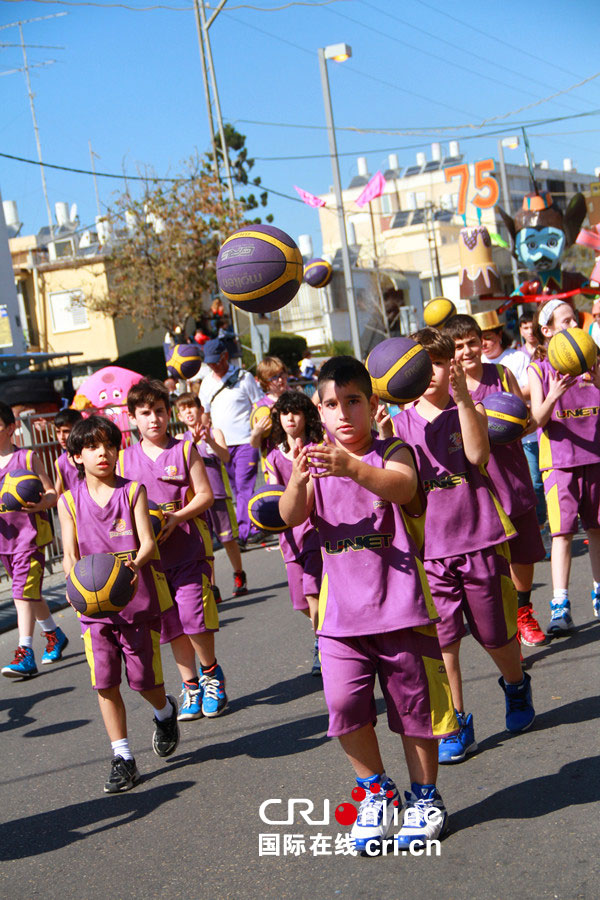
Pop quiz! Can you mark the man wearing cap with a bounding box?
[199,338,265,545]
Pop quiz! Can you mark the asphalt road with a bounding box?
[1,534,599,900]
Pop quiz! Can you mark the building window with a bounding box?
[380,193,393,214]
[49,290,89,333]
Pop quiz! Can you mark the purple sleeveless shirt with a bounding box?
[529,357,600,471]
[466,363,536,517]
[310,437,438,637]
[117,438,211,569]
[60,476,173,625]
[0,447,52,555]
[265,445,321,563]
[181,429,231,500]
[392,403,516,559]
[55,452,80,494]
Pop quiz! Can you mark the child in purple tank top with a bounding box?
[528,299,600,633]
[175,392,247,601]
[120,379,227,724]
[280,356,456,853]
[0,401,67,680]
[58,415,180,793]
[265,390,323,676]
[53,408,83,497]
[390,329,535,766]
[446,314,547,651]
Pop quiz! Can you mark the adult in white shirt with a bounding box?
[588,298,600,349]
[199,338,265,544]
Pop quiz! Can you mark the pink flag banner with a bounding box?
[355,171,386,208]
[294,185,326,208]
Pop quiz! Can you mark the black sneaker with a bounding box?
[152,694,180,758]
[213,584,222,604]
[232,570,248,597]
[104,756,141,793]
[311,638,321,677]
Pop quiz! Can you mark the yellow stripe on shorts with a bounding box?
[83,626,96,688]
[422,655,457,737]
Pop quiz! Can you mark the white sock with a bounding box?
[19,635,33,649]
[593,581,600,595]
[111,738,133,761]
[552,589,568,604]
[153,699,174,721]
[37,615,56,633]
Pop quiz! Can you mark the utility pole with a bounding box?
[89,140,102,218]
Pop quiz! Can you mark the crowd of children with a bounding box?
[1,311,598,849]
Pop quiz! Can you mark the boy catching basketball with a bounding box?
[58,415,179,793]
[280,356,457,853]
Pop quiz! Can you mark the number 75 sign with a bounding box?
[444,159,499,216]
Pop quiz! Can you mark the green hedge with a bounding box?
[114,346,166,379]
[268,332,307,372]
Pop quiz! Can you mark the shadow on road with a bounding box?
[229,672,324,713]
[0,686,75,733]
[24,719,91,738]
[525,620,600,667]
[0,780,196,860]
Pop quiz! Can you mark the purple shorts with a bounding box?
[319,626,457,739]
[205,498,238,543]
[508,508,545,565]
[160,557,218,643]
[286,550,322,612]
[542,463,600,536]
[82,617,163,691]
[0,549,44,600]
[425,543,517,650]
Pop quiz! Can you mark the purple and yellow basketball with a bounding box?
[0,468,43,511]
[366,337,433,403]
[166,344,203,380]
[250,404,273,437]
[147,499,166,540]
[482,391,528,444]
[548,327,597,376]
[216,225,303,314]
[66,553,135,617]
[248,484,287,534]
[304,258,333,288]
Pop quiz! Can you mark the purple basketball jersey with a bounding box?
[60,476,173,625]
[55,451,80,494]
[392,404,516,559]
[0,447,52,555]
[181,429,231,501]
[265,445,320,563]
[529,357,600,470]
[466,363,536,517]
[310,437,438,637]
[117,438,211,569]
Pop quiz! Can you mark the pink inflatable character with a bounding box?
[73,366,143,437]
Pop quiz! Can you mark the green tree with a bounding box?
[219,124,274,224]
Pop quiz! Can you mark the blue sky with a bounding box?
[1,0,599,253]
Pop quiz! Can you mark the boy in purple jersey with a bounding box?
[59,415,179,793]
[175,392,247,599]
[0,401,68,678]
[280,357,457,853]
[53,408,83,497]
[528,299,600,633]
[391,329,535,765]
[119,380,227,723]
[445,314,547,652]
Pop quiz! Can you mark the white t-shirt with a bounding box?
[199,364,264,446]
[590,321,600,349]
[482,347,530,388]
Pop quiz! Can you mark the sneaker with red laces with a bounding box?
[517,604,548,647]
[232,570,248,597]
[2,646,38,679]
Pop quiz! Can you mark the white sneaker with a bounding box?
[547,601,574,635]
[350,777,399,851]
[396,783,448,849]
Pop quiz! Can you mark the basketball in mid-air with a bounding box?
[66,553,135,617]
[366,337,433,403]
[548,327,597,376]
[0,469,43,510]
[216,224,303,314]
[481,391,528,444]
[423,297,456,329]
[166,344,203,380]
[304,258,333,288]
[248,484,288,533]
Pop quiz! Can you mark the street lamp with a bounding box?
[498,136,521,291]
[318,43,362,360]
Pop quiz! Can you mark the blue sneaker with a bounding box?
[2,646,38,679]
[177,681,203,721]
[201,665,228,717]
[592,589,600,619]
[438,711,478,764]
[41,627,69,664]
[396,783,448,849]
[547,601,574,636]
[498,671,535,733]
[350,775,399,851]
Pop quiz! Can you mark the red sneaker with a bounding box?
[517,604,548,647]
[232,570,248,597]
